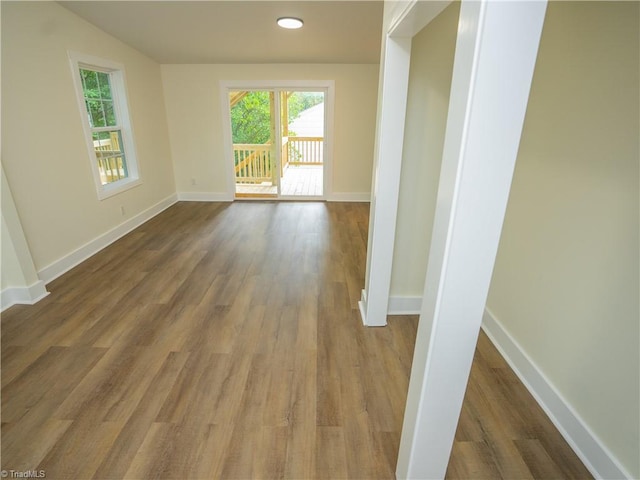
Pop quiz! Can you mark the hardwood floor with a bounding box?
[448,332,593,480]
[1,201,591,479]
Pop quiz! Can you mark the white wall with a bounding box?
[1,1,176,274]
[161,64,378,198]
[390,2,459,298]
[487,2,639,477]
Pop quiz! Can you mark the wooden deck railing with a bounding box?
[234,137,324,184]
[286,137,323,166]
[234,144,274,184]
[94,133,127,185]
[95,151,127,184]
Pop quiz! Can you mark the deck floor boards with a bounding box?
[236,165,322,197]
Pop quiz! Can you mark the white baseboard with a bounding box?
[359,291,421,324]
[177,192,233,202]
[177,191,369,203]
[358,289,368,325]
[388,296,422,315]
[328,192,371,202]
[1,280,49,312]
[38,194,178,284]
[482,308,632,480]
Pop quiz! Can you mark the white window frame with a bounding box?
[68,51,141,200]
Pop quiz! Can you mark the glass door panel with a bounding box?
[229,90,278,198]
[280,91,325,197]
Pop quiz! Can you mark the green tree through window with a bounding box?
[231,91,324,144]
[231,92,271,144]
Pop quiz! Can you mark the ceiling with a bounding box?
[58,1,384,64]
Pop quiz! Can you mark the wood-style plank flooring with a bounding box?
[1,201,591,479]
[448,332,593,479]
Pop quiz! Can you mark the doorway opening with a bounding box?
[225,86,328,200]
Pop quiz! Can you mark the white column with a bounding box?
[359,34,411,327]
[396,1,547,478]
[1,166,49,310]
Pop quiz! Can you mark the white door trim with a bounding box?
[359,1,452,327]
[358,35,412,327]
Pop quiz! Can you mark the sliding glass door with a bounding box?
[280,90,324,197]
[227,88,326,199]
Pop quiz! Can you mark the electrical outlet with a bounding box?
[120,206,125,216]
[191,177,196,186]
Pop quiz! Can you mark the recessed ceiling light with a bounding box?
[277,17,303,29]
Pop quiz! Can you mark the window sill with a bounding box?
[97,177,142,200]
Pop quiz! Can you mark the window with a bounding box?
[69,52,140,199]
